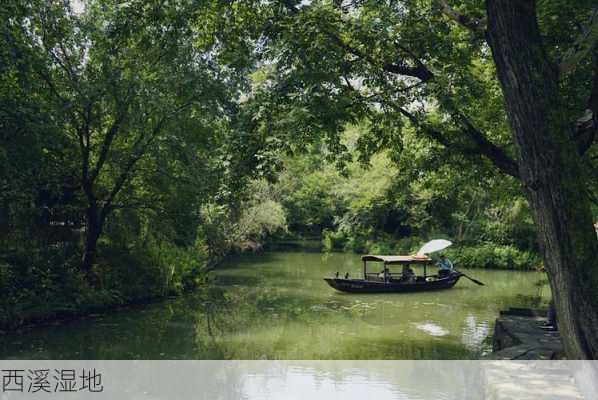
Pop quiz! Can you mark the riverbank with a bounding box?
[486,308,564,360]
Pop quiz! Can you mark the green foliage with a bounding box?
[321,230,540,270]
[268,123,538,261]
[0,234,210,330]
[195,180,288,256]
[233,181,288,243]
[323,230,424,255]
[445,245,542,270]
[236,199,287,241]
[0,244,85,329]
[100,239,208,297]
[5,0,583,332]
[277,154,343,234]
[0,0,255,330]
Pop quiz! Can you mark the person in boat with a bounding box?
[402,265,416,284]
[437,254,454,278]
[378,266,390,281]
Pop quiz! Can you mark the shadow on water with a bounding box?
[264,240,324,252]
[213,274,262,286]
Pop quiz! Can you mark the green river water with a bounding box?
[0,251,550,359]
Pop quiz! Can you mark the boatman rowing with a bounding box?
[437,254,454,278]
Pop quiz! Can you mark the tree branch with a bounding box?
[282,0,518,178]
[88,86,135,185]
[392,104,520,179]
[99,101,195,223]
[382,61,434,82]
[282,0,434,82]
[438,0,486,39]
[89,116,122,184]
[456,113,520,178]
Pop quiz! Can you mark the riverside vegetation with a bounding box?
[1,0,597,359]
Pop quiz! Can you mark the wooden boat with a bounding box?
[324,255,462,293]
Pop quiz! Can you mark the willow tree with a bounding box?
[222,0,598,358]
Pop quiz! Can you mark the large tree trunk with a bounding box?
[486,0,598,359]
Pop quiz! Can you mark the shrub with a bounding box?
[323,231,425,255]
[0,234,210,331]
[99,238,209,299]
[0,243,85,330]
[322,229,348,251]
[444,244,541,270]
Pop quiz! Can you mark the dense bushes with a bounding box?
[197,181,288,255]
[444,245,542,270]
[323,230,422,255]
[0,177,288,331]
[99,239,208,298]
[0,233,210,331]
[322,230,541,270]
[0,243,83,330]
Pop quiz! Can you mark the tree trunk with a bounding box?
[486,0,598,359]
[82,202,102,276]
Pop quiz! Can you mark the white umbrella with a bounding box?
[416,239,452,256]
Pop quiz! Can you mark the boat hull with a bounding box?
[324,273,462,293]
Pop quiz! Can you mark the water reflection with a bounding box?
[461,315,490,352]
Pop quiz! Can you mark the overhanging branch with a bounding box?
[282,0,519,178]
[282,0,434,82]
[392,104,520,179]
[382,61,434,82]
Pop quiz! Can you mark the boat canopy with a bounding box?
[416,239,452,255]
[361,255,431,264]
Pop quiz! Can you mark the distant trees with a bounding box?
[267,123,536,255]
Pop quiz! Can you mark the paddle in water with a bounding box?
[456,270,485,286]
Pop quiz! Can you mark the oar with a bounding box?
[456,270,485,286]
[451,259,485,286]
